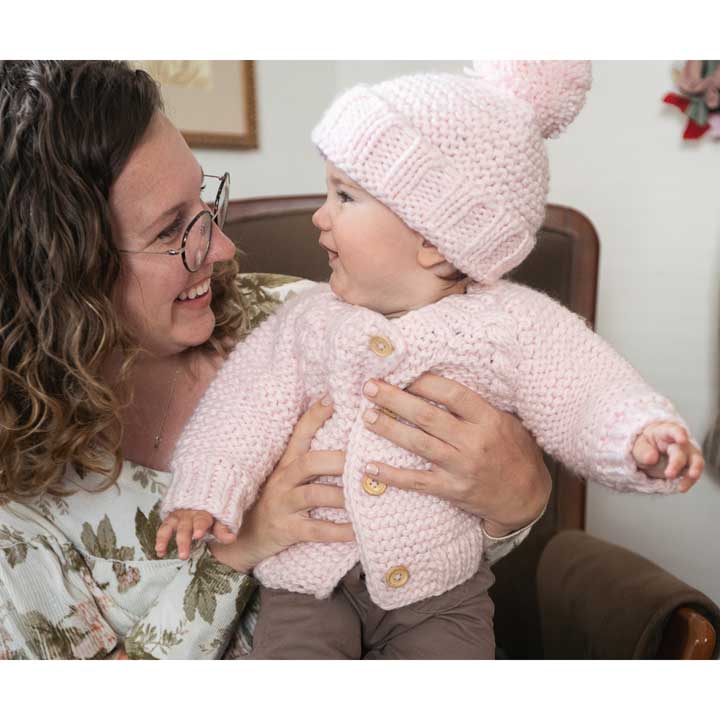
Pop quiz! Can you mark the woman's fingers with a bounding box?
[362,374,596,532]
[296,518,355,544]
[362,462,453,501]
[276,397,334,470]
[406,373,496,424]
[227,447,349,568]
[362,379,463,448]
[362,407,452,467]
[291,483,347,512]
[276,450,345,490]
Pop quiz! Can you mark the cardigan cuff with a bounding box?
[588,397,689,494]
[163,456,256,533]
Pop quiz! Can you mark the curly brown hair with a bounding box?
[0,61,247,501]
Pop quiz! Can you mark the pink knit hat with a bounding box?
[311,61,592,284]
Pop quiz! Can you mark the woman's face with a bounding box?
[109,112,236,357]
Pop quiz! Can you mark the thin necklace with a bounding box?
[154,362,182,450]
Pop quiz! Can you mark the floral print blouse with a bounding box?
[0,275,533,659]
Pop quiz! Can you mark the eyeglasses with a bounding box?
[119,172,230,273]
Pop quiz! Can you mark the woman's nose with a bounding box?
[208,225,237,264]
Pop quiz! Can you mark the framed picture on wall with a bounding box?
[133,60,258,150]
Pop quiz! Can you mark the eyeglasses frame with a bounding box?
[119,172,230,273]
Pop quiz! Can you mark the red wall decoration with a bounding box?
[663,61,720,140]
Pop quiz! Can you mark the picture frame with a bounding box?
[134,60,258,150]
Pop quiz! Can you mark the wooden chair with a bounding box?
[223,195,720,659]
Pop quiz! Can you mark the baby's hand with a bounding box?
[632,421,704,492]
[156,509,237,560]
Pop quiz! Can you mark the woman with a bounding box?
[0,61,551,659]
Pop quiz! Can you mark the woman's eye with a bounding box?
[156,215,184,242]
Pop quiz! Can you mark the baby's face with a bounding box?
[313,162,434,315]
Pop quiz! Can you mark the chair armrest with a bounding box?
[657,607,716,659]
[537,530,720,659]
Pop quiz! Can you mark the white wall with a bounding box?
[193,61,337,197]
[196,60,720,607]
[547,61,720,608]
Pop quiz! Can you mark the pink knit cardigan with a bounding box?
[165,281,686,610]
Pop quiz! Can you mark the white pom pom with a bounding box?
[465,61,592,138]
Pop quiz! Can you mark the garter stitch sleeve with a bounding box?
[496,282,688,494]
[164,296,308,532]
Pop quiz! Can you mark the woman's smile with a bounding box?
[175,276,212,305]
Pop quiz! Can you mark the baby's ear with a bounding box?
[417,239,447,269]
[417,240,466,281]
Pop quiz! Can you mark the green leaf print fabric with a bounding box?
[0,274,300,660]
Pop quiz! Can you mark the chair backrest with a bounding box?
[224,195,600,658]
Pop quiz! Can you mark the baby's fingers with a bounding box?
[633,434,660,467]
[175,515,197,560]
[665,424,689,446]
[155,516,179,558]
[192,511,214,540]
[678,446,705,492]
[665,444,688,480]
[212,520,237,544]
[645,422,688,452]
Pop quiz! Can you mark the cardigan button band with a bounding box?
[362,475,387,496]
[369,335,394,357]
[385,565,410,588]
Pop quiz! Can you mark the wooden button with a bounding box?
[385,565,410,588]
[369,335,394,357]
[362,475,387,496]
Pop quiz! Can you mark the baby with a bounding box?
[158,61,703,659]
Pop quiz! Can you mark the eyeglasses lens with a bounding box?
[186,212,212,271]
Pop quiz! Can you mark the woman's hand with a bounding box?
[360,373,551,538]
[209,399,354,573]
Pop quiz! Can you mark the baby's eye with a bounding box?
[337,189,353,203]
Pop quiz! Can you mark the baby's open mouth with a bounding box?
[319,240,338,260]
